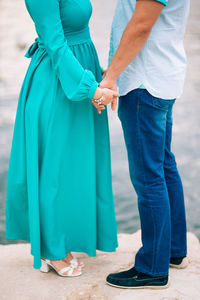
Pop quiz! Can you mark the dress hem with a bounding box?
[39,245,118,261]
[5,235,118,262]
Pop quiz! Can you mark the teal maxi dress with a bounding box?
[5,0,118,269]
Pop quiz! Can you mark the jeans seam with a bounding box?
[138,91,156,274]
[137,90,147,189]
[151,206,157,274]
[138,91,158,275]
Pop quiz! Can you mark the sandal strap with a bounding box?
[70,258,84,267]
[59,265,74,276]
[70,258,78,267]
[45,259,51,264]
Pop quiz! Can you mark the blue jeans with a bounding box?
[118,89,187,276]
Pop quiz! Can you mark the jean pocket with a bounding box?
[152,98,175,111]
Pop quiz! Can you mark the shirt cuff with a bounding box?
[136,0,168,6]
[155,0,168,6]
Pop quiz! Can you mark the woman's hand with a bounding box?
[92,87,105,114]
[91,100,105,114]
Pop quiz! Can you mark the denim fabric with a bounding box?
[118,89,187,276]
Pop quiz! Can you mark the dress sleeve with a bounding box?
[25,0,98,101]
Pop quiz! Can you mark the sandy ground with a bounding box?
[0,231,200,300]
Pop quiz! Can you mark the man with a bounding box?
[100,0,190,289]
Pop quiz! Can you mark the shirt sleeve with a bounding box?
[25,0,98,102]
[154,0,168,6]
[137,0,168,6]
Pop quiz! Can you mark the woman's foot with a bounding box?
[62,252,84,268]
[40,257,82,277]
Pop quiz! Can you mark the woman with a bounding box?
[5,0,118,277]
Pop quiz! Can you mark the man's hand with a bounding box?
[100,78,118,93]
[101,88,119,107]
[100,78,118,111]
[91,87,119,114]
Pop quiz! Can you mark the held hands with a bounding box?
[91,75,119,115]
[91,87,119,114]
[100,74,118,112]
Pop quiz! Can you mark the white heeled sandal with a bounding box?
[62,257,85,268]
[40,259,82,277]
[70,258,85,268]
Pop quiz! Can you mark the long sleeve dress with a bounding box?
[5,0,118,269]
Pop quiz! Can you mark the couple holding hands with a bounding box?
[6,0,190,289]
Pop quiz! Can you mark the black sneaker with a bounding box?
[170,256,188,269]
[106,269,169,289]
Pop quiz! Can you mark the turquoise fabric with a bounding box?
[5,0,118,269]
[137,0,168,5]
[156,0,168,5]
[139,84,146,89]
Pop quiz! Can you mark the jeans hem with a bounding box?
[171,252,187,258]
[134,265,169,277]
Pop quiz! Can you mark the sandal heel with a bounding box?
[40,260,50,273]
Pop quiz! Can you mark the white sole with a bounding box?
[170,257,189,269]
[106,280,170,290]
[40,266,82,277]
[40,259,82,277]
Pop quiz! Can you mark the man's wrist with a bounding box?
[105,67,118,82]
[101,75,118,92]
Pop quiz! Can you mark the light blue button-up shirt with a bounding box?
[109,0,190,99]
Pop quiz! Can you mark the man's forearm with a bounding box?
[106,21,151,81]
[105,0,164,82]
